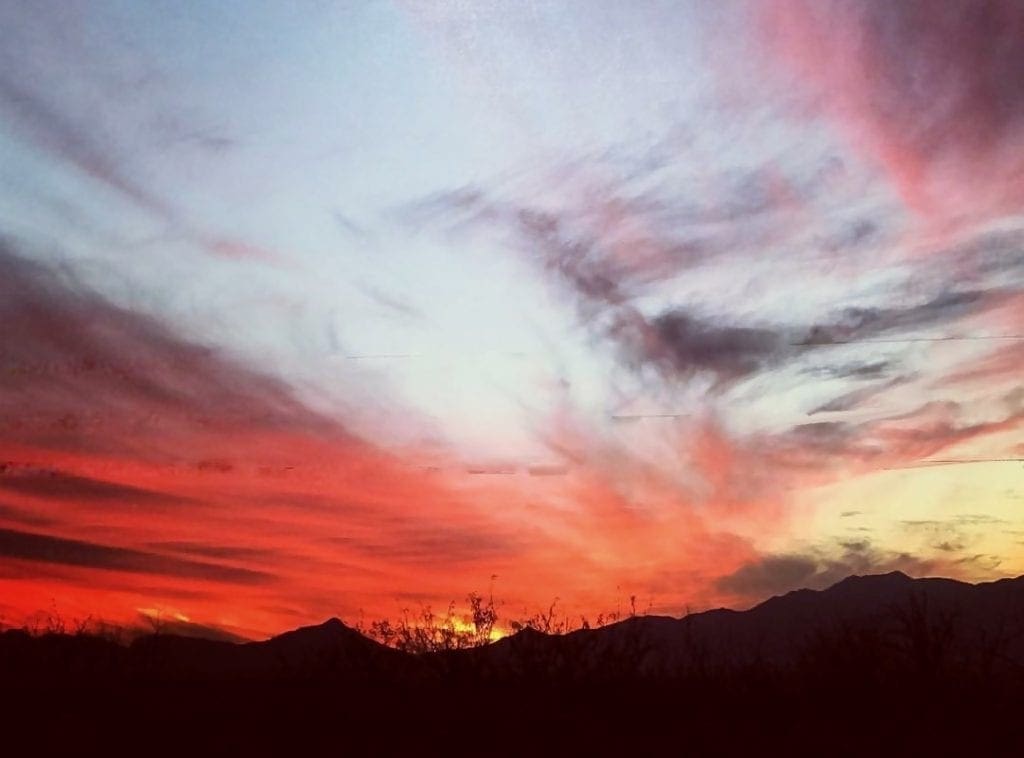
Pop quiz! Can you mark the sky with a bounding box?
[1,0,1022,640]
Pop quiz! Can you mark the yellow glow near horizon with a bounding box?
[795,460,1024,579]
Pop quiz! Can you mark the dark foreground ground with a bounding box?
[9,681,1024,754]
[7,572,1024,754]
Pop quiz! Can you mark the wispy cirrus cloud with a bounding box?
[410,178,1020,394]
[0,46,277,265]
[758,0,1024,233]
[0,75,172,217]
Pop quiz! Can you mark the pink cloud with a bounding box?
[759,0,1024,235]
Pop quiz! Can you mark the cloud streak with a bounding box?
[0,527,273,585]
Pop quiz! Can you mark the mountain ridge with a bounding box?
[4,571,1024,685]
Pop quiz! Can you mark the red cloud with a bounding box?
[0,244,771,636]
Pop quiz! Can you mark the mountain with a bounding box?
[5,571,1024,685]
[442,571,1024,681]
[6,573,1024,753]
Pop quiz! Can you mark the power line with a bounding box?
[885,458,1024,470]
[795,334,1024,346]
[610,413,689,421]
[342,350,531,360]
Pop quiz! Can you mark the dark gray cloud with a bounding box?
[612,285,1009,387]
[798,290,1004,346]
[715,555,818,598]
[0,468,185,508]
[809,375,910,415]
[613,308,784,384]
[0,527,273,585]
[717,541,936,601]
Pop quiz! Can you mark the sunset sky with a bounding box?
[1,0,1022,640]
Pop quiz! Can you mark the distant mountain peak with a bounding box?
[829,570,913,589]
[876,570,912,581]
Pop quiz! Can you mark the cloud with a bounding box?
[612,308,784,384]
[715,555,818,598]
[767,399,1024,473]
[132,613,251,643]
[329,521,523,567]
[619,286,1011,388]
[808,375,910,415]
[0,240,764,631]
[3,4,1019,635]
[0,80,276,266]
[0,76,172,217]
[145,542,277,562]
[0,467,186,508]
[941,342,1024,389]
[717,541,938,602]
[759,0,1024,230]
[409,184,799,387]
[0,527,273,585]
[804,360,893,381]
[0,241,340,457]
[0,501,55,528]
[868,402,1024,464]
[200,237,284,264]
[409,177,1016,394]
[798,290,1007,345]
[526,464,570,477]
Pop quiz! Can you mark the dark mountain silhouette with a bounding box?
[6,573,1024,753]
[438,571,1024,682]
[6,571,1024,684]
